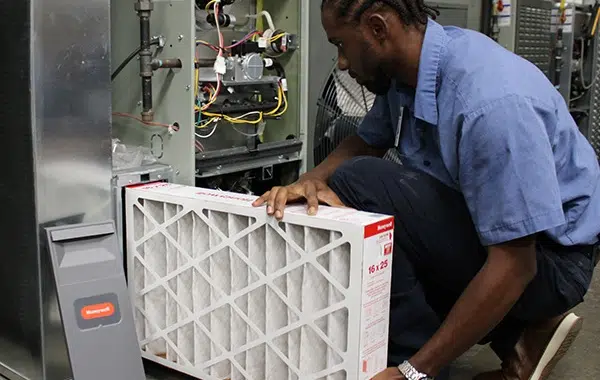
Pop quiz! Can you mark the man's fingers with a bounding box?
[303,181,319,215]
[252,191,270,207]
[266,187,283,215]
[273,186,291,219]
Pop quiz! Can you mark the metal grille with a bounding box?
[589,32,600,156]
[515,1,553,76]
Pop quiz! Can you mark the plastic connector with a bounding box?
[214,56,227,75]
[257,37,268,49]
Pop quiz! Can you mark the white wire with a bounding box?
[215,1,223,55]
[246,11,276,31]
[227,111,262,120]
[196,124,218,139]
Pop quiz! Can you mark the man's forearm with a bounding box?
[408,244,537,376]
[303,135,387,182]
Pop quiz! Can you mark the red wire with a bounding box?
[112,112,179,131]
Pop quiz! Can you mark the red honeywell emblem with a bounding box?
[81,302,115,320]
[364,218,395,238]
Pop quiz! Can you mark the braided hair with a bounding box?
[321,0,439,26]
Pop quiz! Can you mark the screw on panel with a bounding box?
[186,85,191,91]
[178,34,184,41]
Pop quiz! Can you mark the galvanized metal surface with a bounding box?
[111,0,195,185]
[0,0,114,378]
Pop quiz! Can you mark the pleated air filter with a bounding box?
[125,183,394,380]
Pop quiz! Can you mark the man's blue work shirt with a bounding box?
[358,19,600,247]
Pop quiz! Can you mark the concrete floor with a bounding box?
[450,266,600,379]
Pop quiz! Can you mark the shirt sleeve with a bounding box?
[356,94,395,149]
[458,94,566,246]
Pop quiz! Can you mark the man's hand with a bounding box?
[370,367,405,380]
[252,176,345,219]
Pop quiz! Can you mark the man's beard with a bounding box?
[359,43,392,95]
[362,75,392,95]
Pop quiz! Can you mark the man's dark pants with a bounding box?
[328,156,597,378]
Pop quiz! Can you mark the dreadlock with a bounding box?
[321,0,439,26]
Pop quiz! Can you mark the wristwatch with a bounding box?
[397,360,434,380]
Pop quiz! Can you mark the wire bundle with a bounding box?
[194,1,289,147]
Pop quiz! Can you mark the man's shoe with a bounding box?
[473,312,583,380]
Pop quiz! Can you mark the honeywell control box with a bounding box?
[125,182,394,380]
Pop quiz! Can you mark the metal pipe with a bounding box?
[555,28,564,88]
[135,0,154,122]
[151,58,183,70]
[195,59,215,68]
[481,0,492,37]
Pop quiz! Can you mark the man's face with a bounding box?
[321,7,393,95]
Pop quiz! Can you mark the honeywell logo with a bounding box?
[86,306,110,315]
[364,217,395,238]
[378,221,393,231]
[80,302,115,320]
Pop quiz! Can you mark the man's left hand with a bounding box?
[370,367,406,379]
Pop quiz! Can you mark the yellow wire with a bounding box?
[270,89,288,117]
[269,33,285,42]
[264,85,283,116]
[205,0,217,11]
[592,8,600,37]
[202,111,264,124]
[197,117,217,129]
[194,63,199,99]
[256,0,264,31]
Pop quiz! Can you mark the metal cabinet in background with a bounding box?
[496,0,553,77]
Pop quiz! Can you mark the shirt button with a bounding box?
[424,160,431,167]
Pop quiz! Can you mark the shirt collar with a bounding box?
[412,19,447,125]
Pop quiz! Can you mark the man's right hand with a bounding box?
[251,176,345,219]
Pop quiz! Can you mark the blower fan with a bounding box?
[313,67,402,166]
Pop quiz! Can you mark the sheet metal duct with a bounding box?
[0,0,113,379]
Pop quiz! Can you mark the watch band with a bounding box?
[397,360,434,380]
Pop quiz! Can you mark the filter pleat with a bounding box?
[208,211,231,377]
[265,224,289,378]
[246,226,267,378]
[144,200,166,355]
[164,203,178,361]
[285,223,304,374]
[192,212,211,366]
[177,212,194,365]
[229,214,250,376]
[299,227,329,373]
